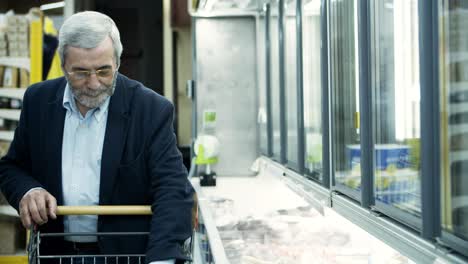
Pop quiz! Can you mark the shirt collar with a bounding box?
[62,83,111,123]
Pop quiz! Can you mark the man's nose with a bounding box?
[87,73,101,89]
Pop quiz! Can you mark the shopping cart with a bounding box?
[27,205,194,264]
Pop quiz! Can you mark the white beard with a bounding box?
[68,74,117,109]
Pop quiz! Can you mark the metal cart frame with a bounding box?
[27,206,194,264]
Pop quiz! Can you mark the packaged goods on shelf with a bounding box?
[375,169,420,212]
[4,14,29,57]
[0,66,4,83]
[0,141,10,156]
[3,66,18,88]
[0,98,9,108]
[19,69,28,88]
[347,144,411,171]
[0,31,6,57]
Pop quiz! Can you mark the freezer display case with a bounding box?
[270,0,282,160]
[369,0,422,228]
[191,7,259,176]
[439,0,468,256]
[258,9,268,155]
[302,0,324,183]
[284,0,299,168]
[192,159,413,264]
[329,0,361,200]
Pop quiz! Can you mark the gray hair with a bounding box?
[58,11,123,67]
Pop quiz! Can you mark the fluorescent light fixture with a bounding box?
[40,1,65,11]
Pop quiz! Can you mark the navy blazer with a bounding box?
[0,74,194,263]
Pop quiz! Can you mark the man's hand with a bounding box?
[19,189,57,228]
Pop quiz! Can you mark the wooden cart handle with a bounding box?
[56,206,152,215]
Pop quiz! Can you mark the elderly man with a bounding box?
[0,11,194,264]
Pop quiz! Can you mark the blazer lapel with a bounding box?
[99,74,130,205]
[45,79,67,205]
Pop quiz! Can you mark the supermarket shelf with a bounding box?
[449,52,468,64]
[0,109,20,121]
[0,205,19,218]
[0,255,27,264]
[0,57,30,71]
[0,88,26,100]
[450,150,468,163]
[0,130,14,141]
[448,82,468,93]
[451,195,468,210]
[449,103,468,114]
[449,123,468,136]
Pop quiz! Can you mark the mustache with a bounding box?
[76,85,111,97]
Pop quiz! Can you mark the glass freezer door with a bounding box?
[303,0,324,183]
[370,0,422,228]
[440,0,468,256]
[330,0,361,200]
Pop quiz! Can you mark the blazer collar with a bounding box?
[99,73,132,205]
[45,78,67,205]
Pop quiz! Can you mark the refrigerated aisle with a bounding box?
[192,159,413,264]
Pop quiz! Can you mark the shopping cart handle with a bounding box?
[56,205,152,215]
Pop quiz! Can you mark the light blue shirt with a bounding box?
[62,84,109,242]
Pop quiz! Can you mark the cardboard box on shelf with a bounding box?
[0,141,10,157]
[7,41,18,51]
[3,67,18,88]
[0,215,25,254]
[8,50,20,57]
[6,32,18,42]
[17,24,28,32]
[347,144,411,171]
[6,26,16,33]
[6,27,20,36]
[0,66,4,85]
[16,33,28,42]
[18,50,29,57]
[17,42,28,52]
[19,69,29,88]
[5,15,18,26]
[7,32,28,43]
[6,15,28,29]
[9,40,28,52]
[17,15,29,26]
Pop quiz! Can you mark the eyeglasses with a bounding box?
[67,68,115,80]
